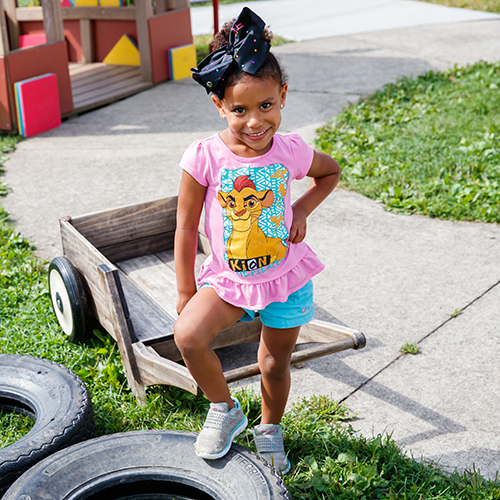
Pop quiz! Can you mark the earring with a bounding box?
[280,104,284,109]
[222,114,226,119]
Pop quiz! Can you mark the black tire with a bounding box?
[4,430,291,500]
[0,355,95,496]
[48,256,90,343]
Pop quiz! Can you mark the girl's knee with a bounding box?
[259,353,291,380]
[174,319,201,355]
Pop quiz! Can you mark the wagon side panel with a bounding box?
[59,218,118,339]
[70,196,178,262]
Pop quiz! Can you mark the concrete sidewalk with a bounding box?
[192,0,500,40]
[3,1,500,480]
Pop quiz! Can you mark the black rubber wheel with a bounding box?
[48,256,90,343]
[0,355,95,496]
[4,430,291,500]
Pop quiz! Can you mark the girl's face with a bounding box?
[212,75,288,158]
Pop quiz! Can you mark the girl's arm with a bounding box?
[174,171,207,315]
[289,150,341,243]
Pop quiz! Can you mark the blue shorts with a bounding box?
[201,280,314,330]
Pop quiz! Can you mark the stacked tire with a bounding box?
[1,355,290,499]
[0,355,95,496]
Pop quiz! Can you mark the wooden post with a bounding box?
[98,264,147,404]
[80,19,94,64]
[0,0,10,55]
[134,0,154,83]
[3,0,19,51]
[41,0,65,44]
[155,0,168,14]
[213,0,219,35]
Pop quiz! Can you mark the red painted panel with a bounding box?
[93,20,137,62]
[19,20,82,62]
[63,20,82,62]
[149,9,193,84]
[0,57,12,130]
[19,20,44,35]
[7,42,74,115]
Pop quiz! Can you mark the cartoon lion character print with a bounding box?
[218,174,288,273]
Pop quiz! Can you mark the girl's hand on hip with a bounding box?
[288,205,307,243]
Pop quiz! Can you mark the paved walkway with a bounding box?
[3,0,500,479]
[191,0,500,40]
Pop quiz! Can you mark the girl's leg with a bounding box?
[257,325,301,424]
[174,287,244,407]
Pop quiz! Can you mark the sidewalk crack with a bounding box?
[339,277,500,404]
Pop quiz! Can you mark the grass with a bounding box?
[400,343,420,355]
[417,0,500,14]
[316,61,500,223]
[0,410,35,450]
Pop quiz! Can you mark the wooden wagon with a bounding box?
[48,196,366,403]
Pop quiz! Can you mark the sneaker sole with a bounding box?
[195,415,248,460]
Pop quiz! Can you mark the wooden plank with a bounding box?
[98,264,146,403]
[118,270,176,344]
[117,254,178,321]
[0,0,11,56]
[134,0,154,82]
[80,19,94,64]
[71,197,177,252]
[133,342,200,395]
[41,0,65,44]
[4,0,19,51]
[60,217,118,338]
[16,6,137,21]
[152,316,262,362]
[98,231,175,264]
[73,71,144,101]
[71,65,139,89]
[298,319,366,348]
[156,248,207,278]
[70,82,153,116]
[155,0,168,14]
[224,336,358,384]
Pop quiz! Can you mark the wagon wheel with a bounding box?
[48,256,90,342]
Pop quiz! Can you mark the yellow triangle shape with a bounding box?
[103,35,140,66]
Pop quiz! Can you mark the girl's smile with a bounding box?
[212,75,288,158]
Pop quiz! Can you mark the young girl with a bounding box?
[174,7,341,473]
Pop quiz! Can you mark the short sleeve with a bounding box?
[179,140,210,187]
[287,134,315,180]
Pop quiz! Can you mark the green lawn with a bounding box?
[417,0,500,14]
[317,61,500,223]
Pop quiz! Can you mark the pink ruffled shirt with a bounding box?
[179,132,324,310]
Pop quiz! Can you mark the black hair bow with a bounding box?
[191,7,271,97]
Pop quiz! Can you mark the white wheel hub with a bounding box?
[49,269,74,336]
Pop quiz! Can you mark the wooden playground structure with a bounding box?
[0,0,194,132]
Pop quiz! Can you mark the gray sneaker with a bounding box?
[253,424,291,474]
[195,396,248,459]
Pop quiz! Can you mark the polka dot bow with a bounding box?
[191,7,271,97]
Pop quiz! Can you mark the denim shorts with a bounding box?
[200,280,315,330]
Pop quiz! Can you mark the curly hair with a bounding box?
[209,19,288,92]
